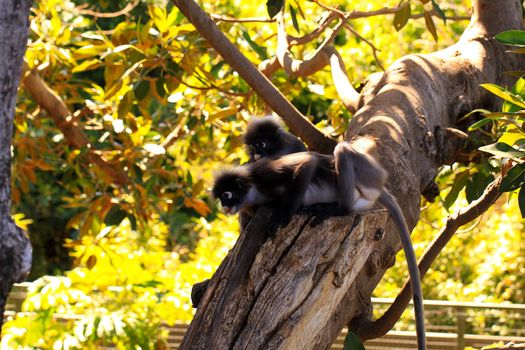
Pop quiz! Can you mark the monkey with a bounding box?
[212,144,426,350]
[333,142,426,350]
[244,115,307,162]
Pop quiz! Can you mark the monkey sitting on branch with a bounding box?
[212,143,426,350]
[244,115,307,162]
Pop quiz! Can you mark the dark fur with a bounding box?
[213,152,336,229]
[212,142,426,349]
[334,142,426,350]
[244,116,307,162]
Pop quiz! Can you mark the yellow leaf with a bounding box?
[148,6,168,33]
[74,45,107,59]
[72,59,102,73]
[499,125,525,146]
[209,107,238,122]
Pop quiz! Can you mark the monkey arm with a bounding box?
[334,142,356,212]
[271,157,318,228]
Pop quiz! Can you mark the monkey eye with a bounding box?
[222,191,233,200]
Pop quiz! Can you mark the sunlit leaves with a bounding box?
[495,30,525,47]
[393,2,411,31]
[424,11,438,42]
[266,0,284,18]
[500,163,525,192]
[481,83,525,109]
[289,5,300,34]
[479,142,524,161]
[432,0,447,24]
[241,30,268,60]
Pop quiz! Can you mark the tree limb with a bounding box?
[276,13,360,113]
[171,0,336,154]
[21,67,130,186]
[353,175,502,340]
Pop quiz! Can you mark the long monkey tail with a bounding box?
[379,191,427,350]
[334,142,356,212]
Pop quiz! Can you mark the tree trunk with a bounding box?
[0,0,33,333]
[180,0,523,348]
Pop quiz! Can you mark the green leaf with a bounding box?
[518,185,525,218]
[343,331,365,350]
[501,163,525,192]
[503,77,525,112]
[242,30,268,60]
[133,79,150,100]
[393,4,411,31]
[431,0,446,24]
[495,30,525,47]
[480,83,525,109]
[466,172,494,203]
[289,5,300,34]
[266,0,284,18]
[118,91,133,119]
[104,205,128,226]
[479,142,525,160]
[444,171,469,209]
[424,11,438,42]
[468,118,495,131]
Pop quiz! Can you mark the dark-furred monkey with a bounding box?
[213,143,426,350]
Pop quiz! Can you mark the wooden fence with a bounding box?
[4,283,525,349]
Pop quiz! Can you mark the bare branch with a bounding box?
[326,47,359,114]
[354,176,503,341]
[287,12,338,46]
[344,23,384,71]
[22,67,130,186]
[74,0,139,18]
[171,0,337,153]
[211,14,275,23]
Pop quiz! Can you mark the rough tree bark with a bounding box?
[0,0,33,333]
[179,0,524,348]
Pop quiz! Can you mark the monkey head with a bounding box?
[244,116,285,160]
[212,168,252,214]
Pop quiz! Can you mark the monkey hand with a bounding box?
[268,210,293,236]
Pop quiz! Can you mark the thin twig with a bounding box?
[74,0,140,18]
[211,14,275,23]
[344,23,384,71]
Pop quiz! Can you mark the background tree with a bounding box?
[0,0,33,332]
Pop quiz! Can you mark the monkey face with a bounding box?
[250,140,270,160]
[212,169,252,214]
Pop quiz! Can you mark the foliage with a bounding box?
[2,215,239,348]
[6,0,525,347]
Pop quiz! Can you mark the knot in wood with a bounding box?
[373,228,384,241]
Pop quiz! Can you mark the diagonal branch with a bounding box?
[354,175,503,340]
[22,67,130,186]
[171,0,336,154]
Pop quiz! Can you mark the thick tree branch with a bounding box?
[172,0,336,154]
[354,176,502,340]
[178,0,523,348]
[22,68,130,186]
[276,13,360,113]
